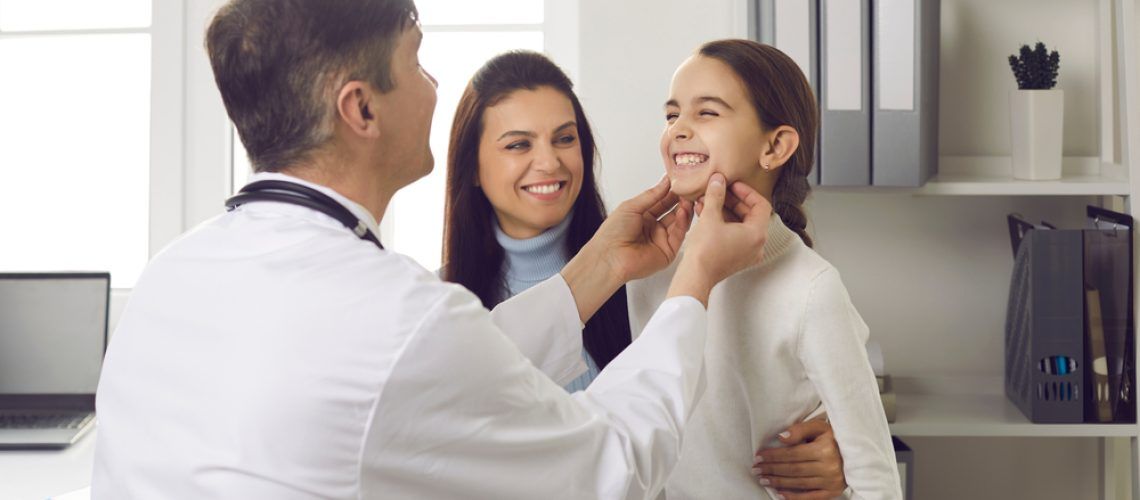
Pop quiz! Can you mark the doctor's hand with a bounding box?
[667,174,771,307]
[752,416,847,499]
[562,175,693,323]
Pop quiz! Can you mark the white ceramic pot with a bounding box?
[1009,89,1064,180]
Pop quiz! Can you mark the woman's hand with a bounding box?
[752,417,848,499]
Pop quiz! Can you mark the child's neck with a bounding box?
[736,169,777,207]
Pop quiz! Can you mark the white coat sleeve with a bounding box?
[361,286,708,500]
[489,274,587,386]
[797,268,902,499]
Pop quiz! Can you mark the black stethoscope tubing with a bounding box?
[224,180,384,250]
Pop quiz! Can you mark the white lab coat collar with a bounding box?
[243,171,382,237]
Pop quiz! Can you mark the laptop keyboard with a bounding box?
[0,412,93,430]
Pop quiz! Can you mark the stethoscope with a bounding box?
[224,180,384,250]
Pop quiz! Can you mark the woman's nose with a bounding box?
[532,144,559,173]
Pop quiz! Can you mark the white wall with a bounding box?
[575,0,1134,499]
[578,0,747,204]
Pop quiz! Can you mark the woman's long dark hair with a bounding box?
[442,51,631,370]
[699,39,819,247]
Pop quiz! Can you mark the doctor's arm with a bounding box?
[363,286,708,499]
[362,176,772,499]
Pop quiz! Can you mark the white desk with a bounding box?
[0,429,95,500]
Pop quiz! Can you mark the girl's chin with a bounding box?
[668,177,709,202]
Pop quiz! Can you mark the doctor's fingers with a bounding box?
[618,175,672,214]
[692,199,741,222]
[646,191,681,221]
[656,198,691,229]
[661,200,691,252]
[729,181,773,223]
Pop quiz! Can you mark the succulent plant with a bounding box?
[1008,42,1060,90]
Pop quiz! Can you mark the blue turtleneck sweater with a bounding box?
[494,212,600,392]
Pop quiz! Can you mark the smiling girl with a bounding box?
[626,39,901,499]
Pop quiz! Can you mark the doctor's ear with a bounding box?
[336,82,381,138]
[759,125,800,172]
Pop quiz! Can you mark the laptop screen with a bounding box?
[0,273,109,396]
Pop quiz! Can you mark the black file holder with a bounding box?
[1004,207,1134,424]
[1084,207,1135,423]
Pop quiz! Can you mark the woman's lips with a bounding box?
[521,180,566,201]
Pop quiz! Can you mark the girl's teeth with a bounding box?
[675,154,708,166]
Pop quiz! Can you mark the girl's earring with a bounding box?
[762,162,771,170]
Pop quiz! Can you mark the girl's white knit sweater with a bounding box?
[628,214,901,500]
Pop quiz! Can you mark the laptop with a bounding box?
[0,272,109,449]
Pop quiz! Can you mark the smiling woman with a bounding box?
[477,86,584,239]
[442,51,631,390]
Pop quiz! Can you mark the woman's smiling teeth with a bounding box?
[523,182,564,195]
[674,153,709,166]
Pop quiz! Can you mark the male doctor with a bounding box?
[92,1,775,498]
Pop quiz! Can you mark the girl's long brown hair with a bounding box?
[442,51,630,370]
[699,39,819,247]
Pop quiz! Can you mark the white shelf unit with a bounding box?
[922,156,1129,196]
[812,0,1139,495]
[891,392,1138,438]
[881,0,1140,497]
[888,377,1140,438]
[820,156,1131,196]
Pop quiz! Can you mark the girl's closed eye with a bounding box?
[699,110,719,117]
[665,112,679,122]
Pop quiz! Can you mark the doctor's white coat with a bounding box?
[92,173,708,499]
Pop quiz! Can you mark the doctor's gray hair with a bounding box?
[206,0,418,173]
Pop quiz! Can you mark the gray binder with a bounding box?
[871,0,940,187]
[752,0,820,185]
[819,0,871,186]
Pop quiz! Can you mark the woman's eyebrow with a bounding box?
[553,121,576,133]
[497,130,537,141]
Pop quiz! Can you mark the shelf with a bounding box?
[818,156,1131,196]
[919,173,1130,197]
[918,156,1129,196]
[888,392,1139,437]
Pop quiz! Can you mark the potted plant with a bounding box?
[1008,42,1062,180]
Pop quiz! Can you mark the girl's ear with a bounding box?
[759,125,800,172]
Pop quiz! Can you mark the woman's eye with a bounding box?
[556,135,577,145]
[506,141,530,151]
